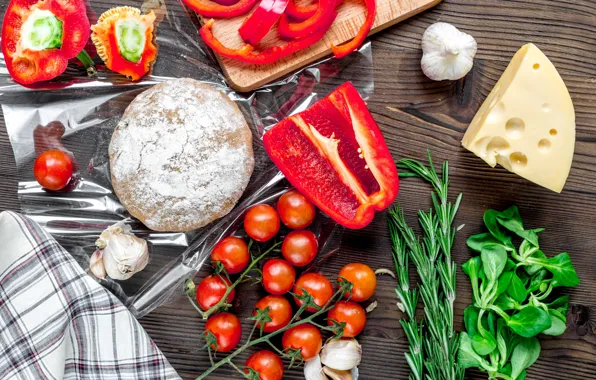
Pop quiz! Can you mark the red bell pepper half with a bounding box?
[182,0,257,18]
[1,0,90,85]
[239,0,290,45]
[263,82,399,229]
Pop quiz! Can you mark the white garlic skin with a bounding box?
[304,355,327,380]
[89,249,107,280]
[96,221,132,249]
[320,338,362,371]
[421,22,477,81]
[102,233,149,280]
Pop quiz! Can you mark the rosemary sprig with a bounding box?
[389,152,464,380]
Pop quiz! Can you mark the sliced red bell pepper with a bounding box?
[263,82,399,229]
[331,0,375,59]
[182,0,257,18]
[200,13,335,64]
[91,7,158,81]
[277,0,335,39]
[285,0,317,21]
[1,0,90,85]
[239,0,290,45]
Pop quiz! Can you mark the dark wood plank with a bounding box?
[0,0,595,379]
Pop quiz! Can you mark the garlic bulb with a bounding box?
[304,355,327,380]
[323,367,352,380]
[89,249,107,280]
[320,338,362,371]
[421,22,477,81]
[96,221,132,249]
[103,233,149,280]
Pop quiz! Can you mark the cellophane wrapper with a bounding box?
[0,0,374,318]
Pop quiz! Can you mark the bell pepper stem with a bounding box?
[76,50,97,76]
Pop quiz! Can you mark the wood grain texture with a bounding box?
[0,0,595,379]
[204,0,442,91]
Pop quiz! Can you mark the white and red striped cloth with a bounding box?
[0,211,180,379]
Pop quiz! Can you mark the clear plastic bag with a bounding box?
[0,0,373,317]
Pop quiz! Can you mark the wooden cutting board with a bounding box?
[201,0,442,92]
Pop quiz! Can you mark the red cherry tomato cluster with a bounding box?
[193,188,377,379]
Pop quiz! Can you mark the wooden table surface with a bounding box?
[1,0,595,379]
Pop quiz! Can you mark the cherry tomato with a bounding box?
[338,263,377,302]
[282,323,322,360]
[293,273,333,312]
[244,204,280,242]
[328,301,367,337]
[282,230,318,267]
[262,259,296,295]
[196,275,235,311]
[244,350,284,380]
[204,312,242,352]
[211,236,250,274]
[276,189,316,229]
[33,150,73,191]
[254,295,292,333]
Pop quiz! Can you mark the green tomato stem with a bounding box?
[76,50,97,76]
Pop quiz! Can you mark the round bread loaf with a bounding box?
[109,78,254,232]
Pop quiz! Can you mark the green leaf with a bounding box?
[467,232,502,253]
[527,269,548,293]
[462,256,481,278]
[483,209,512,246]
[495,206,542,247]
[495,293,518,311]
[504,258,517,272]
[488,311,498,336]
[507,272,527,303]
[472,332,497,356]
[524,250,547,275]
[464,305,480,337]
[497,271,514,296]
[496,319,508,367]
[508,306,552,337]
[542,310,567,336]
[534,253,580,287]
[458,332,493,370]
[481,245,508,283]
[518,370,528,380]
[511,337,541,379]
[548,295,569,316]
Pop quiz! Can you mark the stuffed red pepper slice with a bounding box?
[263,82,399,229]
[1,0,90,85]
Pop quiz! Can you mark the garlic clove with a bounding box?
[304,355,327,380]
[323,367,352,380]
[96,221,132,249]
[320,338,362,371]
[103,233,149,280]
[89,249,107,280]
[421,22,477,81]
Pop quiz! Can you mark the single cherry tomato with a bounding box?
[33,149,73,191]
[328,301,367,338]
[262,259,296,295]
[244,204,280,242]
[282,230,318,267]
[244,350,284,380]
[204,312,242,352]
[196,275,235,311]
[282,323,322,360]
[254,295,292,333]
[338,263,377,302]
[211,236,250,274]
[277,189,316,229]
[293,273,333,312]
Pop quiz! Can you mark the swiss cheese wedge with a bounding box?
[462,43,575,193]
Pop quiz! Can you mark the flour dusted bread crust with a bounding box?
[109,78,254,232]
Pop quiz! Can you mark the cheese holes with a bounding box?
[533,63,540,70]
[510,152,528,170]
[505,117,525,139]
[549,129,558,136]
[542,103,551,112]
[538,139,551,153]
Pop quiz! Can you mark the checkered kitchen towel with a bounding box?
[0,211,180,380]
